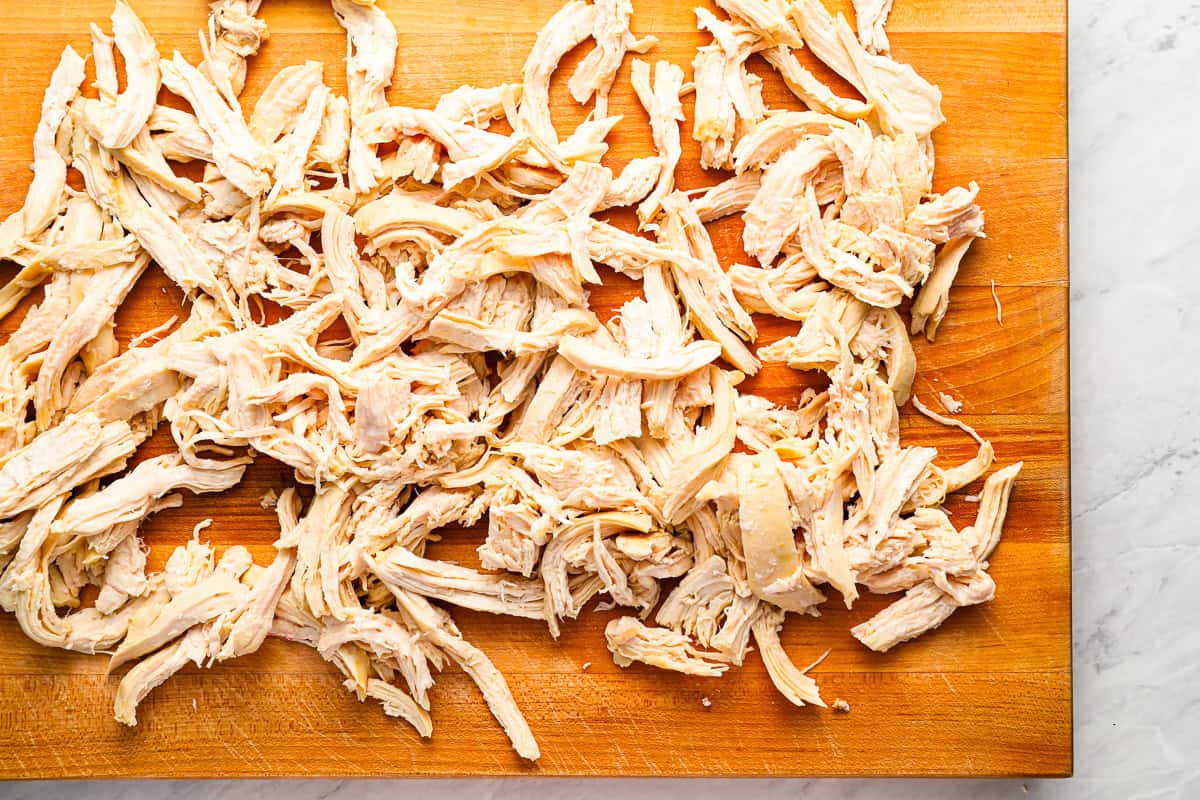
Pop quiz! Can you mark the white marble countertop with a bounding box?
[5,0,1197,797]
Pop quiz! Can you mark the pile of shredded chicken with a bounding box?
[0,0,1021,760]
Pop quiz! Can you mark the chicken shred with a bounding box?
[0,0,1020,762]
[853,0,894,54]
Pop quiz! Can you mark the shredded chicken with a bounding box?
[0,0,1020,762]
[853,0,894,54]
[937,391,963,414]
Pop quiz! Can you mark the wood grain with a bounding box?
[0,0,1070,779]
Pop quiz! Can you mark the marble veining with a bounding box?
[5,0,1198,797]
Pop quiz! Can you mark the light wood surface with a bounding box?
[0,0,1070,778]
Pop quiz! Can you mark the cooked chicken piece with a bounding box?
[2,497,145,652]
[541,511,654,635]
[199,0,268,100]
[581,218,673,277]
[368,546,545,620]
[443,133,538,191]
[788,1,943,137]
[655,555,758,664]
[52,454,246,539]
[936,391,963,414]
[783,3,858,85]
[588,306,651,446]
[851,307,917,404]
[521,160,611,224]
[758,288,868,373]
[859,507,975,594]
[636,266,689,440]
[351,218,527,365]
[691,9,763,170]
[569,0,656,118]
[5,183,100,268]
[762,49,866,121]
[160,52,273,196]
[910,393,987,448]
[691,50,747,173]
[690,171,761,222]
[106,127,205,204]
[728,257,826,321]
[77,3,159,151]
[359,677,434,737]
[33,255,149,429]
[555,118,621,169]
[332,0,398,193]
[597,157,662,211]
[266,83,330,201]
[716,0,801,47]
[852,461,1022,652]
[658,368,738,523]
[850,579,957,652]
[734,451,825,613]
[906,183,985,243]
[435,83,521,126]
[423,306,597,356]
[0,413,142,519]
[965,461,1023,561]
[250,62,325,144]
[735,391,826,453]
[391,588,540,760]
[0,513,33,574]
[870,225,936,289]
[0,253,87,447]
[659,192,760,375]
[362,103,535,188]
[557,335,720,380]
[630,59,685,225]
[517,0,596,148]
[356,192,481,245]
[314,607,435,707]
[834,17,944,138]
[733,111,848,174]
[853,0,894,54]
[504,441,644,509]
[112,539,273,724]
[848,446,936,543]
[282,484,355,620]
[507,354,582,444]
[113,626,209,725]
[0,47,85,261]
[270,587,434,736]
[752,607,826,706]
[69,300,228,424]
[91,21,119,96]
[149,105,214,162]
[344,484,434,558]
[109,545,253,670]
[940,440,995,495]
[479,503,547,576]
[795,184,915,308]
[910,234,973,338]
[216,539,297,660]
[743,137,835,265]
[72,143,235,318]
[605,616,729,676]
[311,93,351,171]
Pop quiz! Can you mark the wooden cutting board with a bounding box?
[0,0,1069,778]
